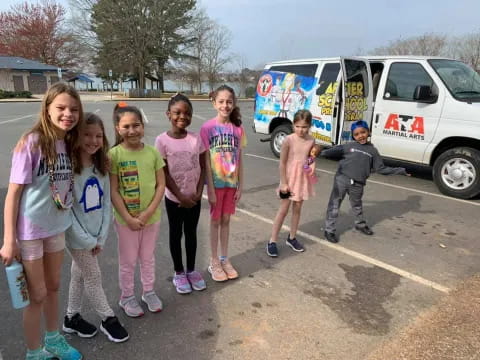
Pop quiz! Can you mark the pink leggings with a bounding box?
[114,220,160,299]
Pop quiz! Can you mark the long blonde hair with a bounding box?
[15,83,83,167]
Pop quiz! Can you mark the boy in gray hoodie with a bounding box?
[321,120,410,243]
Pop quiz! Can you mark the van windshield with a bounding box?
[429,59,480,102]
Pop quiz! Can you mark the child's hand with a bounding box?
[127,217,144,231]
[279,183,289,193]
[234,188,242,203]
[178,194,196,208]
[136,211,150,225]
[91,245,102,256]
[193,190,204,202]
[0,243,20,266]
[308,163,316,176]
[208,188,216,206]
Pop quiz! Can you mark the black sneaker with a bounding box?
[100,316,129,343]
[355,224,374,235]
[266,242,278,257]
[324,231,338,243]
[286,236,305,252]
[63,313,97,338]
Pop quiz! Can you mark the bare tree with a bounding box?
[451,31,480,72]
[234,54,250,97]
[203,22,232,92]
[371,33,447,56]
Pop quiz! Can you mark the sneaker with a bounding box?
[286,236,305,252]
[44,333,82,360]
[355,224,374,235]
[221,259,239,280]
[186,271,207,291]
[208,259,228,282]
[119,296,144,318]
[25,348,56,360]
[266,242,278,257]
[141,291,163,313]
[100,316,129,343]
[324,231,338,243]
[62,313,97,338]
[173,272,193,294]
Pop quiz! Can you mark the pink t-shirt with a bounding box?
[155,131,205,203]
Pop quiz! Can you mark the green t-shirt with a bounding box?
[109,144,165,225]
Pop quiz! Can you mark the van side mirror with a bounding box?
[414,85,436,103]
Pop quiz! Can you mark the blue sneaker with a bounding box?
[173,273,193,294]
[267,242,278,257]
[44,333,82,360]
[286,236,305,252]
[25,348,56,360]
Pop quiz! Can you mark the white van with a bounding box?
[253,56,480,199]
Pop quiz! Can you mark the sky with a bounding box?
[2,0,480,70]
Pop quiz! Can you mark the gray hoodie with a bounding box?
[320,142,407,184]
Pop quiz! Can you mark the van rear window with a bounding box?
[269,64,318,77]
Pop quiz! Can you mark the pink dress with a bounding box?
[282,134,315,201]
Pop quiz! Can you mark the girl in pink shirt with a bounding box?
[155,94,206,294]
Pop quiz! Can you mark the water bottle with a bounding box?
[5,260,30,309]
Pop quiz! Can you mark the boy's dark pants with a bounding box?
[325,173,366,233]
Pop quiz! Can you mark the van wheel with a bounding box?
[270,124,292,158]
[433,147,480,199]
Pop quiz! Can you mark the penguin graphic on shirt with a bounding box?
[80,176,104,213]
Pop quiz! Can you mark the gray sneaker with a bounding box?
[141,291,163,313]
[119,296,144,318]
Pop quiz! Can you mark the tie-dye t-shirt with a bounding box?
[200,118,247,188]
[9,133,73,240]
[109,144,165,225]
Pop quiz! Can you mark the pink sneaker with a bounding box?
[221,259,239,280]
[187,271,207,291]
[208,259,228,282]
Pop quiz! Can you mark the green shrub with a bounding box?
[0,89,32,99]
[245,86,256,98]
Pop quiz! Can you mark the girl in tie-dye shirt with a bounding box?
[200,85,247,283]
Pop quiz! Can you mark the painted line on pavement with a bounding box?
[0,114,34,125]
[245,153,480,207]
[201,194,450,293]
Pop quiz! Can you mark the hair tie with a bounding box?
[117,101,128,108]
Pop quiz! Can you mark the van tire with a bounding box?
[270,124,292,158]
[433,147,480,199]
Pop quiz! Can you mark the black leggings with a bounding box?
[165,196,201,273]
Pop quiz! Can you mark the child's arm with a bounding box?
[279,138,290,192]
[163,160,196,208]
[97,174,112,249]
[372,148,410,176]
[320,144,344,158]
[195,152,206,202]
[110,173,144,231]
[235,150,244,203]
[138,168,165,224]
[204,150,216,206]
[0,183,23,265]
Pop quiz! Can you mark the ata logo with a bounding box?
[384,113,424,134]
[383,113,425,140]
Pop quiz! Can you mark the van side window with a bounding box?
[269,64,318,77]
[384,62,434,101]
[316,63,340,95]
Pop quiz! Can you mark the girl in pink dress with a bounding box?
[267,110,317,257]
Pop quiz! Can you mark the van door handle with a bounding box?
[374,114,380,125]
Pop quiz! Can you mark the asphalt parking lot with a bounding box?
[0,98,479,360]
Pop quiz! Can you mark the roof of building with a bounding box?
[0,56,58,71]
[67,74,93,83]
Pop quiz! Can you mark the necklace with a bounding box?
[48,165,74,210]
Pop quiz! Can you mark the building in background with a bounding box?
[0,56,61,93]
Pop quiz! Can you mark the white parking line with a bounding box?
[0,114,34,125]
[245,153,480,207]
[236,206,450,293]
[193,114,207,121]
[201,194,450,293]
